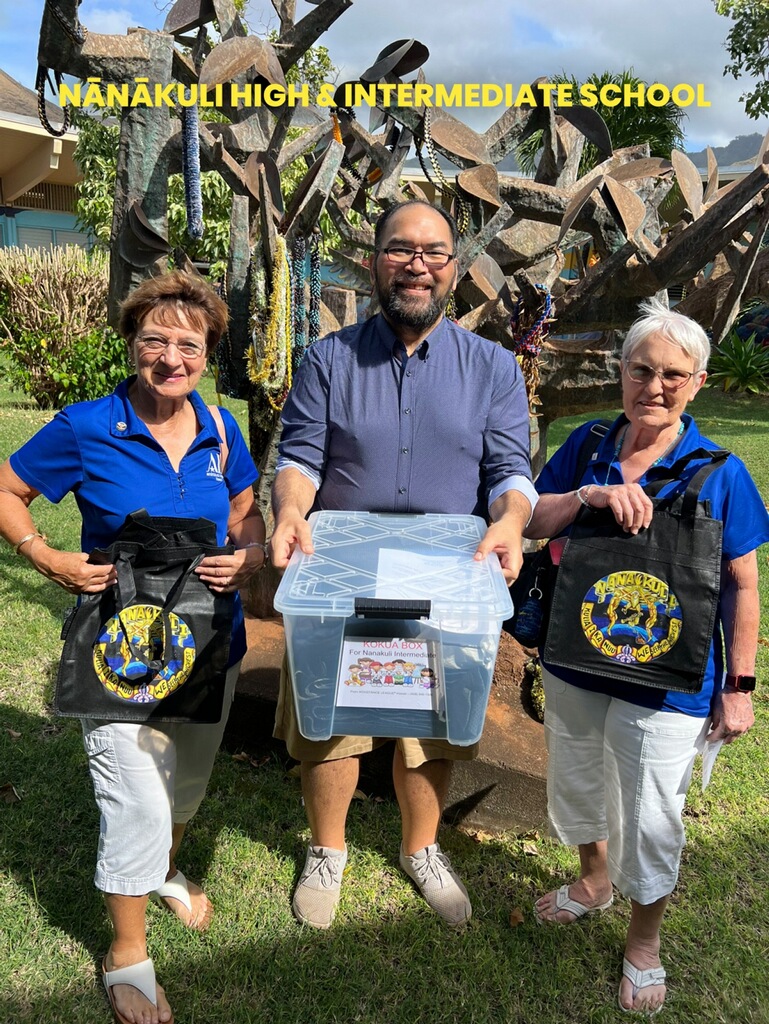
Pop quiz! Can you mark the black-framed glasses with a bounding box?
[136,335,206,359]
[377,246,455,268]
[624,362,695,390]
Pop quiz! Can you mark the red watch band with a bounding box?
[725,674,756,692]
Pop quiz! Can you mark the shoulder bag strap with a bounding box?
[645,447,731,515]
[570,420,612,490]
[208,404,229,473]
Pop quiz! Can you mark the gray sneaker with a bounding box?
[399,842,472,927]
[292,845,347,929]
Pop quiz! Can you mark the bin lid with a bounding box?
[273,511,513,619]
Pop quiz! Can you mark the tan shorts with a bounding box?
[273,653,479,769]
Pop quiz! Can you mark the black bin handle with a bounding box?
[354,598,431,620]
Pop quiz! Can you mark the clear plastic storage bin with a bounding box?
[273,511,513,745]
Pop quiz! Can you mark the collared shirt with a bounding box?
[535,413,769,716]
[10,379,259,663]
[277,314,535,517]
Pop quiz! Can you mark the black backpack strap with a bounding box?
[570,419,612,490]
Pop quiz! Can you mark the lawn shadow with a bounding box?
[0,702,228,966]
[2,710,769,1023]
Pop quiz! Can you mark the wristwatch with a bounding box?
[724,674,756,692]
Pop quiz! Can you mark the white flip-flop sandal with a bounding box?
[618,957,667,1015]
[151,868,212,929]
[535,883,613,924]
[102,957,158,1024]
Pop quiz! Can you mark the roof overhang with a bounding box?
[0,111,79,205]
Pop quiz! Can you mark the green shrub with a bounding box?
[0,246,130,408]
[707,329,769,394]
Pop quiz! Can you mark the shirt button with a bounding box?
[405,371,412,377]
[401,447,409,454]
[399,487,406,494]
[116,421,127,432]
[404,408,411,414]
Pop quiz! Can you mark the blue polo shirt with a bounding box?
[279,314,533,516]
[536,413,769,715]
[11,379,258,662]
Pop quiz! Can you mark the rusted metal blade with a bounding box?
[163,0,216,35]
[671,149,704,220]
[703,148,719,205]
[557,104,612,162]
[199,36,286,89]
[608,157,673,184]
[430,112,489,165]
[457,163,501,208]
[361,39,429,82]
[601,176,647,241]
[280,140,345,240]
[557,174,604,247]
[244,151,284,214]
[127,203,172,253]
[334,81,359,108]
[369,105,387,132]
[467,252,511,303]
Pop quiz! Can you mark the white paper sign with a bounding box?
[335,637,443,712]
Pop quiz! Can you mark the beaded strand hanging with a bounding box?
[510,284,553,412]
[291,235,307,366]
[180,92,204,240]
[289,232,323,373]
[308,233,322,348]
[248,234,293,414]
[416,108,471,235]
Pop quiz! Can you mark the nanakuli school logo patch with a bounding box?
[93,604,197,703]
[580,570,682,666]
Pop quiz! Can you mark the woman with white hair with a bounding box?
[527,298,769,1013]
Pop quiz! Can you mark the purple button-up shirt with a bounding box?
[277,314,534,517]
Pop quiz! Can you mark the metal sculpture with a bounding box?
[36,0,769,491]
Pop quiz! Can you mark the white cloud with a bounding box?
[291,0,768,148]
[81,3,154,35]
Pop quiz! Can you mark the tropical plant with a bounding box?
[716,0,769,118]
[515,70,687,177]
[0,246,130,408]
[707,329,769,393]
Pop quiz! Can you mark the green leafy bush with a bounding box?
[0,246,131,408]
[707,329,769,393]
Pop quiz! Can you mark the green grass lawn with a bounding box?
[1,376,768,1023]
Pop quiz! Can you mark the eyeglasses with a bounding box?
[377,246,455,268]
[136,335,206,359]
[624,362,695,390]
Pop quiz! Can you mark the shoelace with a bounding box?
[306,853,344,889]
[410,849,452,887]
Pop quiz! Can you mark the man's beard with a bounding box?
[375,273,451,331]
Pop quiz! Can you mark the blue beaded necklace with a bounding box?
[607,420,685,484]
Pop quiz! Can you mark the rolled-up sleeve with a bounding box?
[483,349,533,504]
[278,342,331,477]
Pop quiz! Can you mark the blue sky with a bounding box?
[4,0,767,152]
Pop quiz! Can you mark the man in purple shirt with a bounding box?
[271,201,535,930]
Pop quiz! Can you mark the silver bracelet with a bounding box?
[576,486,596,510]
[14,531,46,554]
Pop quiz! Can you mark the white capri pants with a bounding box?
[542,668,710,905]
[81,662,240,896]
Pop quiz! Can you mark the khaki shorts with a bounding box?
[273,653,479,769]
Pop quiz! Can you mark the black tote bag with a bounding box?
[54,510,234,722]
[544,449,729,693]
